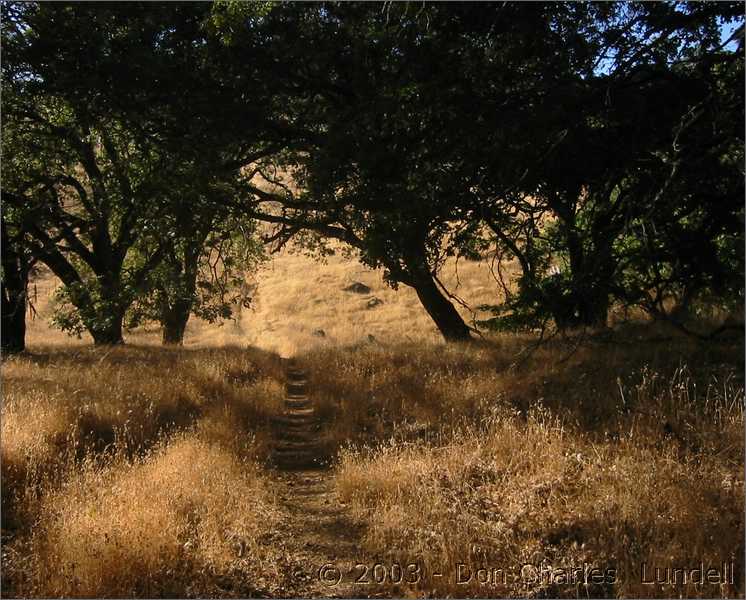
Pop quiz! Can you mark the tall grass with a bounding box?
[1,345,285,597]
[4,263,744,598]
[302,335,744,598]
[30,432,279,597]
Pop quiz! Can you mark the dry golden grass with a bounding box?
[25,246,508,355]
[2,346,285,517]
[297,329,742,445]
[234,248,507,356]
[27,431,279,598]
[5,247,744,598]
[296,340,513,446]
[331,343,744,598]
[1,345,287,597]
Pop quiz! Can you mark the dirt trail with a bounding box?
[269,469,369,597]
[270,359,324,469]
[267,360,372,598]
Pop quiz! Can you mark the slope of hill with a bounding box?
[26,246,512,355]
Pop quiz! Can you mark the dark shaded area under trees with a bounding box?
[1,1,743,351]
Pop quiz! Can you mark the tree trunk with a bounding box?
[579,286,609,326]
[1,279,27,355]
[161,298,191,345]
[560,227,610,329]
[89,311,125,345]
[159,238,201,346]
[410,272,472,342]
[86,273,127,345]
[1,219,28,355]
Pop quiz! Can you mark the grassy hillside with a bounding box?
[28,249,509,356]
[25,245,506,355]
[4,248,744,598]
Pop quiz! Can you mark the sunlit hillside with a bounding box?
[27,246,513,356]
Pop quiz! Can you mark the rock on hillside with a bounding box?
[343,282,372,294]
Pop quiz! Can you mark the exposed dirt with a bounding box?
[268,469,371,598]
[265,360,378,598]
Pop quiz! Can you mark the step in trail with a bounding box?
[271,359,326,470]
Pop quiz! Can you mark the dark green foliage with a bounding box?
[477,2,744,333]
[1,2,267,344]
[127,216,264,344]
[2,2,742,345]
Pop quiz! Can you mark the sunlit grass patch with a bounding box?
[335,362,744,598]
[1,344,286,598]
[26,432,278,597]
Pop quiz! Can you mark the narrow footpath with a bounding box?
[267,360,374,598]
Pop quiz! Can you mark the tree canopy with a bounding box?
[1,1,743,351]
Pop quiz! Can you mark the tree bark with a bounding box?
[159,237,201,345]
[566,234,611,328]
[86,272,127,345]
[161,298,191,345]
[1,282,27,354]
[410,271,472,342]
[89,311,125,345]
[551,207,611,329]
[26,225,129,345]
[1,219,28,355]
[1,272,28,355]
